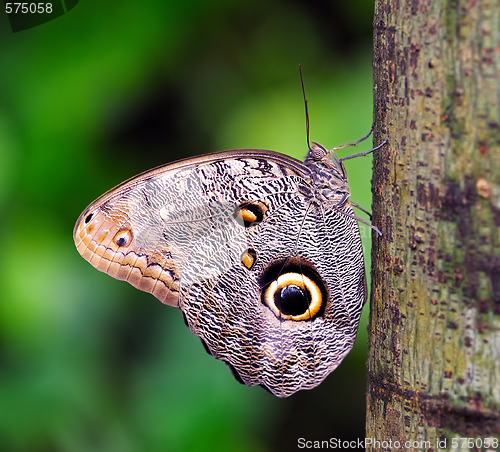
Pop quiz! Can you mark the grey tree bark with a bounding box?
[367,0,500,450]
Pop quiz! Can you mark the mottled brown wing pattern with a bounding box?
[74,149,366,397]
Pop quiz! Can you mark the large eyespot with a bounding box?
[234,201,268,227]
[113,229,133,247]
[263,271,324,321]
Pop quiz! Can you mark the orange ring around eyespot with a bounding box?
[263,272,322,321]
[113,229,132,248]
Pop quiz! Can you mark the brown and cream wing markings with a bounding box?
[73,147,366,397]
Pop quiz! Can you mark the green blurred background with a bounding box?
[0,1,377,450]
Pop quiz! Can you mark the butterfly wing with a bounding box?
[74,150,307,306]
[74,150,366,397]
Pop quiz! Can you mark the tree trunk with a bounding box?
[367,0,500,449]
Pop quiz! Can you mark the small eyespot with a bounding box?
[241,248,257,270]
[84,213,94,224]
[234,201,268,227]
[113,229,132,247]
[263,272,323,321]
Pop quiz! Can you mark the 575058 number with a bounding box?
[5,3,53,14]
[451,437,498,449]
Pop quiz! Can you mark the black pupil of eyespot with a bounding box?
[84,213,93,223]
[116,236,127,246]
[275,284,310,316]
[247,204,262,218]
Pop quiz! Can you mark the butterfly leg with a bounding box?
[339,140,387,162]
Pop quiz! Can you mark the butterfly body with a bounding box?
[74,145,366,397]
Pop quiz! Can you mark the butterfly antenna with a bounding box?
[298,65,311,150]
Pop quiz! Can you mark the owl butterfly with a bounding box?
[74,83,385,397]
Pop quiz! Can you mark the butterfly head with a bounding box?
[307,142,346,176]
